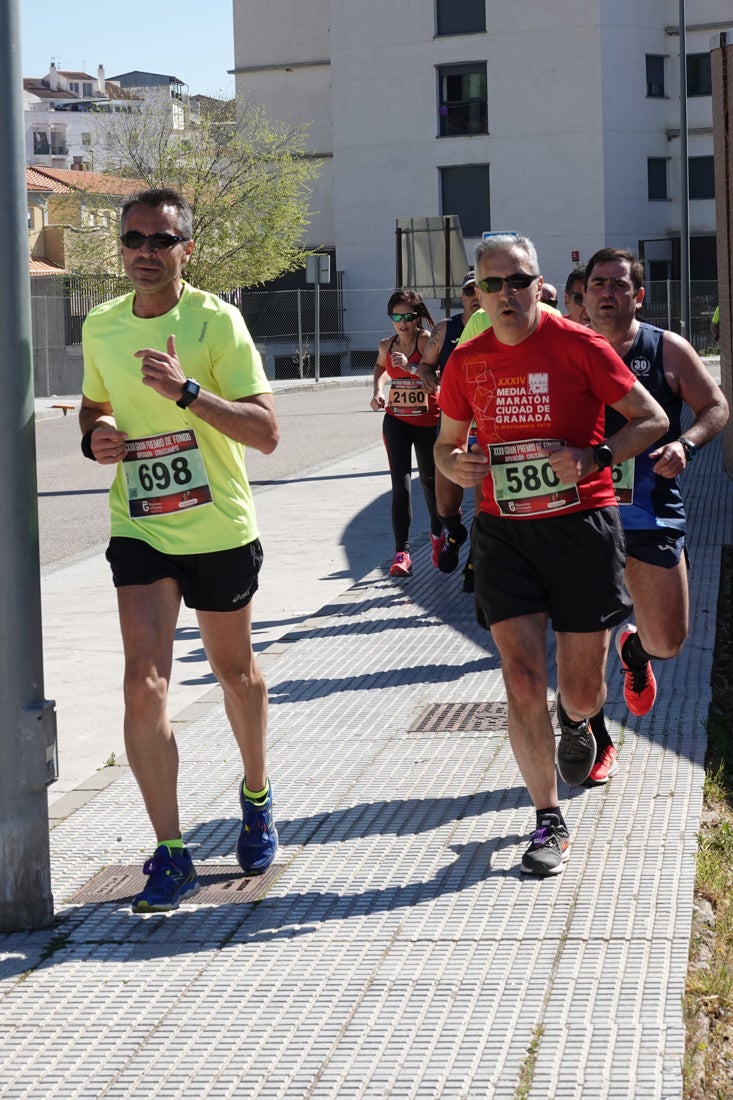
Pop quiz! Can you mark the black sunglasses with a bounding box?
[120,231,189,250]
[389,312,418,323]
[476,274,539,294]
[462,285,477,296]
[568,292,584,306]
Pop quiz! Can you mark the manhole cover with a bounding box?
[410,701,509,733]
[68,863,283,905]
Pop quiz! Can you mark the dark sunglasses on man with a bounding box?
[476,274,539,294]
[120,231,189,250]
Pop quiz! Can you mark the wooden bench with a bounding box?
[52,403,76,416]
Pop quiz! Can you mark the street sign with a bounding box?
[306,254,331,285]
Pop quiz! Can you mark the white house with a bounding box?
[23,64,143,172]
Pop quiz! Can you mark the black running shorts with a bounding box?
[472,507,631,632]
[105,536,263,612]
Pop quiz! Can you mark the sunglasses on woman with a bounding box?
[389,312,418,323]
[476,274,538,294]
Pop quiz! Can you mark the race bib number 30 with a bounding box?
[489,438,580,516]
[123,429,212,518]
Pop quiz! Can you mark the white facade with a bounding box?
[232,0,729,302]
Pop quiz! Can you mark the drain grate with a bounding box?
[410,701,509,733]
[68,863,283,905]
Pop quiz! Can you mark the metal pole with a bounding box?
[444,216,451,318]
[297,288,303,378]
[0,0,55,930]
[395,225,403,288]
[315,277,321,383]
[679,0,690,339]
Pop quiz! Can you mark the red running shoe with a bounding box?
[389,552,412,577]
[430,532,446,569]
[616,625,657,716]
[585,744,618,787]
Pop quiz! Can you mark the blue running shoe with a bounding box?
[236,781,278,874]
[132,845,201,913]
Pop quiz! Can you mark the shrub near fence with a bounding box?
[29,275,722,395]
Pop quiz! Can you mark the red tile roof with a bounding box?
[26,166,143,196]
[29,257,67,275]
[27,166,71,193]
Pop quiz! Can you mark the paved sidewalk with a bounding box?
[2,392,731,1097]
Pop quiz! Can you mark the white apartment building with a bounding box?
[232,1,730,359]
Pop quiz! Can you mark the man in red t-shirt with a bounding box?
[435,233,668,876]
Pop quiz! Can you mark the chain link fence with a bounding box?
[30,275,722,397]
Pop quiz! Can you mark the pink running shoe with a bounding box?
[389,552,412,577]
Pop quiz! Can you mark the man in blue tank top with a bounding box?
[417,271,481,579]
[582,247,728,784]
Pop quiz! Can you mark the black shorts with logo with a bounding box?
[106,537,263,612]
[472,506,631,632]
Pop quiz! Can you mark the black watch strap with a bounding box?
[593,442,614,470]
[176,378,201,409]
[679,436,697,461]
[81,428,97,461]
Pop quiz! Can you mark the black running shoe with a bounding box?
[437,524,468,574]
[556,695,596,786]
[521,814,570,875]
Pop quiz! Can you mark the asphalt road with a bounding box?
[35,382,379,570]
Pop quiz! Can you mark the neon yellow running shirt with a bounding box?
[82,282,271,555]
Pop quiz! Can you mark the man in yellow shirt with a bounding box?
[80,188,280,912]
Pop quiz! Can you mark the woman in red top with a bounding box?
[371,290,444,576]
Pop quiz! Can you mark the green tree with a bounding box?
[95,94,320,294]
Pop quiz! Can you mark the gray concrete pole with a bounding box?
[0,0,55,929]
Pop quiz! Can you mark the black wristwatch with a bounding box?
[593,442,614,470]
[679,436,697,461]
[176,378,201,409]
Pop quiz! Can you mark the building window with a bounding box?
[648,158,668,201]
[33,130,50,155]
[83,82,93,97]
[689,156,714,199]
[646,55,665,97]
[440,164,490,237]
[69,81,79,93]
[687,53,712,97]
[438,64,488,136]
[436,0,486,36]
[50,129,67,156]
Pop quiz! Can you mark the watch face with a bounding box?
[595,444,613,468]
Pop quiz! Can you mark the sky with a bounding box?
[20,0,236,98]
